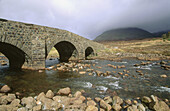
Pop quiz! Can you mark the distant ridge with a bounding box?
[94,27,154,41]
[152,30,170,37]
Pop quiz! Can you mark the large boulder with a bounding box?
[127,105,138,111]
[21,97,36,109]
[86,105,98,111]
[40,96,53,110]
[141,96,152,103]
[37,92,46,100]
[112,104,122,111]
[74,91,82,98]
[100,100,112,111]
[0,85,11,93]
[33,105,42,111]
[0,96,8,105]
[65,103,86,111]
[0,105,18,111]
[46,90,54,99]
[137,103,145,111]
[87,100,97,106]
[53,96,71,106]
[10,99,21,107]
[104,96,112,104]
[150,100,169,111]
[57,87,71,96]
[6,94,16,102]
[113,96,123,105]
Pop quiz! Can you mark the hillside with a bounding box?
[94,27,154,41]
[152,30,170,37]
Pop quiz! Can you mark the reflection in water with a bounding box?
[0,58,169,100]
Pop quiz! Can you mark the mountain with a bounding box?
[94,27,154,41]
[152,30,170,37]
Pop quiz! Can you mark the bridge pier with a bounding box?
[22,38,46,70]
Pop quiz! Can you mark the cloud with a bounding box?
[0,0,170,39]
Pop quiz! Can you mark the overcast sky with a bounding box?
[0,0,170,39]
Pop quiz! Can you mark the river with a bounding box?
[0,57,169,100]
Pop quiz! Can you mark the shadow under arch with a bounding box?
[85,47,94,59]
[46,41,78,62]
[0,42,27,69]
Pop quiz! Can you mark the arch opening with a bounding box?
[85,47,94,59]
[0,53,9,68]
[47,41,78,62]
[0,42,26,69]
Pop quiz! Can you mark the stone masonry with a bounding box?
[0,18,104,69]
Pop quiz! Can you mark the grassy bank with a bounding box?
[99,38,170,56]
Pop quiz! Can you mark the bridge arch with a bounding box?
[0,42,27,69]
[46,41,79,62]
[85,47,94,59]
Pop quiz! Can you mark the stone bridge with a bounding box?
[0,18,104,69]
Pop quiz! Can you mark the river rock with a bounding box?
[141,96,152,103]
[125,99,132,105]
[65,103,86,111]
[73,99,83,105]
[6,94,16,102]
[57,87,71,96]
[0,105,18,111]
[0,85,11,93]
[86,69,94,72]
[46,90,54,99]
[21,97,36,109]
[86,105,98,111]
[133,100,138,104]
[96,70,103,76]
[95,97,101,102]
[53,96,71,106]
[17,107,28,111]
[79,71,86,74]
[136,70,142,73]
[87,100,97,106]
[113,96,123,105]
[160,74,167,78]
[51,101,62,110]
[57,66,65,71]
[79,96,86,102]
[100,100,112,111]
[100,108,105,111]
[33,105,42,111]
[38,70,43,73]
[104,96,112,104]
[74,91,82,98]
[10,99,20,107]
[88,73,93,76]
[137,103,145,111]
[39,96,53,110]
[127,105,138,111]
[160,61,167,64]
[0,95,8,105]
[118,72,123,75]
[149,100,169,111]
[37,92,46,100]
[112,104,122,111]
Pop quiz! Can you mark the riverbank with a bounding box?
[0,87,169,111]
[92,37,170,61]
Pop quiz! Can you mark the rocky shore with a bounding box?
[0,86,169,111]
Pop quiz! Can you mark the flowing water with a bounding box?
[0,57,169,100]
